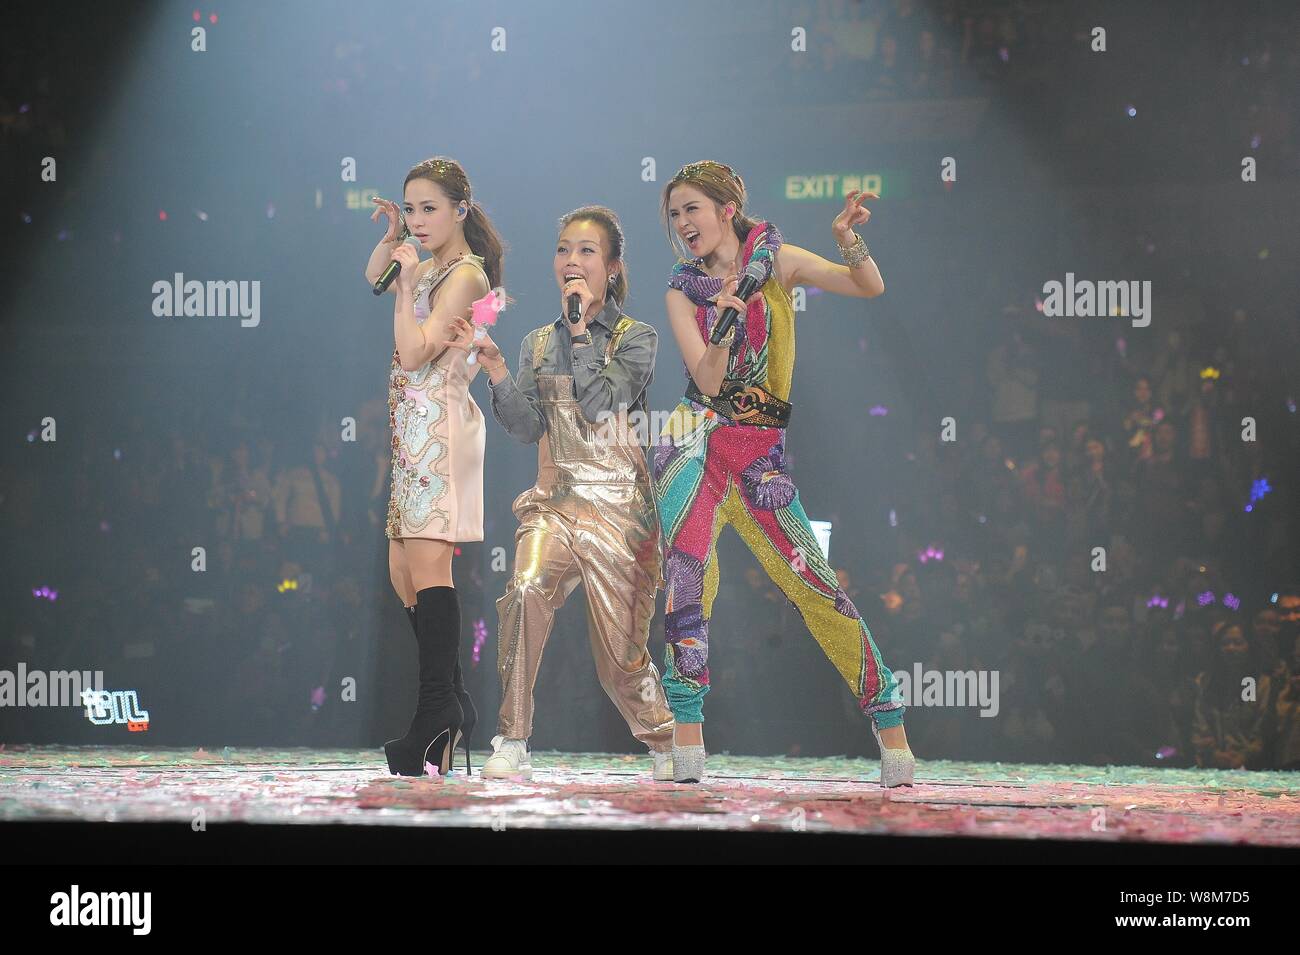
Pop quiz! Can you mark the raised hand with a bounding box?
[715,272,762,314]
[832,189,876,245]
[370,196,405,242]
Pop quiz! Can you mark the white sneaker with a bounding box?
[480,735,532,780]
[652,750,674,781]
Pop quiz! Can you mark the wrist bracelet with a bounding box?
[838,233,871,268]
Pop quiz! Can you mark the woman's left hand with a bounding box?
[440,312,478,353]
[832,189,876,245]
[446,315,504,366]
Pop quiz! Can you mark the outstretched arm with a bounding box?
[485,332,547,444]
[779,242,883,299]
[778,190,884,299]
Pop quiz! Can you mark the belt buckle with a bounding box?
[727,385,765,422]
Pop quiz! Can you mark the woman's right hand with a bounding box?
[713,273,762,329]
[445,317,504,368]
[370,196,404,242]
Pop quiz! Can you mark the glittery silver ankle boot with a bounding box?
[672,743,706,783]
[872,723,915,787]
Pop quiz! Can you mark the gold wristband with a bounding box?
[710,326,736,349]
[838,233,870,267]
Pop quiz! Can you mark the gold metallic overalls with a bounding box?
[495,318,674,751]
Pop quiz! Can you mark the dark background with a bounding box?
[2,0,1298,769]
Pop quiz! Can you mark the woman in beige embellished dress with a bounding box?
[363,157,506,776]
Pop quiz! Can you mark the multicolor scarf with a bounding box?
[667,221,784,388]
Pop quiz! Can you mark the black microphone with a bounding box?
[710,260,766,344]
[372,236,422,295]
[565,273,583,324]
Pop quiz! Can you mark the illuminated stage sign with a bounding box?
[346,188,384,211]
[782,172,909,201]
[81,689,151,732]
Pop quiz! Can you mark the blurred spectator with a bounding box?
[1190,621,1273,769]
[1118,376,1158,473]
[208,439,274,573]
[1274,635,1300,770]
[1018,441,1066,553]
[272,440,344,579]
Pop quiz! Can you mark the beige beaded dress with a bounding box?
[385,254,487,542]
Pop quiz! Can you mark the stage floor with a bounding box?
[2,745,1297,855]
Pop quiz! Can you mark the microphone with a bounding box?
[565,273,583,324]
[372,236,422,295]
[710,260,766,344]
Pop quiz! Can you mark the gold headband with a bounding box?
[671,161,745,202]
[416,159,470,198]
[677,160,735,178]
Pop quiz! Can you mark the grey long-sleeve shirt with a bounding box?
[488,299,657,445]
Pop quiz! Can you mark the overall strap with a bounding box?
[603,315,637,367]
[531,325,553,372]
[604,315,652,415]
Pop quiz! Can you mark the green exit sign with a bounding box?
[782,172,908,201]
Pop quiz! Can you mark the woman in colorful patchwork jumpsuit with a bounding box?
[653,161,915,785]
[456,206,676,780]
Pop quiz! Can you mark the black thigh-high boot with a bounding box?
[384,586,463,776]
[405,595,476,771]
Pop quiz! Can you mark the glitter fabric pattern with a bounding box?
[493,315,673,752]
[385,256,487,541]
[652,222,904,729]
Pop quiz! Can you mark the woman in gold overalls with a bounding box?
[445,206,675,780]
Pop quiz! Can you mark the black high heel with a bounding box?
[454,660,477,774]
[386,586,463,777]
[408,595,477,774]
[384,711,462,777]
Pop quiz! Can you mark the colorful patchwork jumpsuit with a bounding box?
[652,220,905,729]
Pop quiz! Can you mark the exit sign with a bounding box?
[782,172,908,201]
